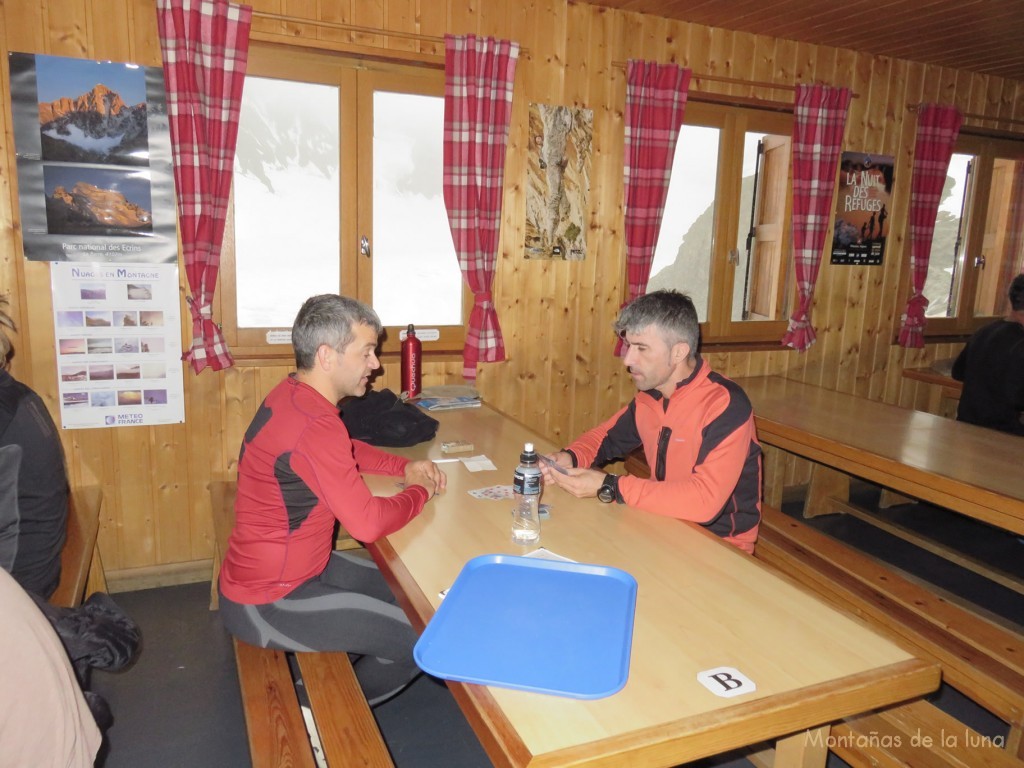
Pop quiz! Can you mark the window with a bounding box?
[648,103,793,344]
[910,132,1024,337]
[219,46,465,358]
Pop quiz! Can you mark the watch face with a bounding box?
[598,478,615,503]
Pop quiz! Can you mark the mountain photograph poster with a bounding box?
[7,52,177,263]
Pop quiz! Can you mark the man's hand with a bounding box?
[405,460,447,498]
[539,454,605,499]
[541,451,574,473]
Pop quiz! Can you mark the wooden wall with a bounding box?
[1,0,1020,585]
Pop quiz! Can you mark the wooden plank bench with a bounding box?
[756,504,1024,766]
[211,480,394,768]
[50,485,107,608]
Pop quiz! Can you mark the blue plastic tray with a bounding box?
[414,554,637,699]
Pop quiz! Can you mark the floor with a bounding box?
[89,487,1023,768]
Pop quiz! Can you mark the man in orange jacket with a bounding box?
[540,290,762,553]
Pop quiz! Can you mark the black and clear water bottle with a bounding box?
[512,442,542,545]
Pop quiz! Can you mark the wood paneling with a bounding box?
[582,0,1024,83]
[1,0,1019,579]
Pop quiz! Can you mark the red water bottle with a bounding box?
[401,324,422,398]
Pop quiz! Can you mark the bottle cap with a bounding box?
[521,442,537,462]
[407,323,415,334]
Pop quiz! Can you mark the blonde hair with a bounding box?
[0,295,16,365]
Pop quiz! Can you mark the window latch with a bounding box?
[360,235,371,258]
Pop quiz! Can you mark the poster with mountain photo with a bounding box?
[7,52,177,263]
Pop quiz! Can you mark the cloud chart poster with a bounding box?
[8,52,177,263]
[51,262,185,430]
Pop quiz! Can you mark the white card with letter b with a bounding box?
[696,666,756,698]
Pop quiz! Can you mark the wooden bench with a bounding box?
[210,480,394,768]
[756,505,1024,766]
[50,485,107,608]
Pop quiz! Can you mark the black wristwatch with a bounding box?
[597,473,620,503]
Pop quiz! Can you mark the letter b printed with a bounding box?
[697,667,757,698]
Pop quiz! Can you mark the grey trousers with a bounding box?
[219,551,420,705]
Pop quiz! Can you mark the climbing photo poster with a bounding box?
[524,102,593,260]
[7,51,177,264]
[50,261,185,430]
[830,152,894,266]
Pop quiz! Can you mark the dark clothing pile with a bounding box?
[30,590,142,732]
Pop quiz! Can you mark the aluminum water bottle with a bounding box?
[401,324,422,399]
[512,442,542,545]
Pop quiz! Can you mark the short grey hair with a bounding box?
[614,290,699,357]
[292,294,382,370]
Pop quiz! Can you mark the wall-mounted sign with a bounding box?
[51,261,185,429]
[831,152,894,266]
[8,52,177,264]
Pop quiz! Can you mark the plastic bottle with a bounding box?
[512,442,542,545]
[401,324,422,399]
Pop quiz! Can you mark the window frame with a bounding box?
[217,44,468,361]
[899,130,1024,340]
[651,101,795,346]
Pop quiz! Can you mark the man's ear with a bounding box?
[315,343,334,370]
[673,341,691,364]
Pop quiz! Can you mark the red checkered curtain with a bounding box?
[618,60,691,355]
[443,34,519,381]
[898,104,962,348]
[157,0,251,373]
[781,84,851,351]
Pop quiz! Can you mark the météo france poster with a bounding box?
[831,152,894,266]
[51,262,185,430]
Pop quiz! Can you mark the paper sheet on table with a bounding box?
[522,547,577,563]
[460,454,497,472]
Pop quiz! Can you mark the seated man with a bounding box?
[951,273,1024,435]
[0,298,70,598]
[218,294,446,705]
[0,567,102,767]
[539,290,762,554]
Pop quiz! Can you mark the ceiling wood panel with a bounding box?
[579,0,1024,82]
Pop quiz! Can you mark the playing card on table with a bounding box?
[468,485,515,500]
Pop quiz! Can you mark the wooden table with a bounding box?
[733,376,1024,536]
[901,366,962,417]
[365,404,938,768]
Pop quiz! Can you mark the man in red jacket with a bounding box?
[540,290,761,554]
[219,294,446,704]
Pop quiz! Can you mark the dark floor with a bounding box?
[89,487,1023,768]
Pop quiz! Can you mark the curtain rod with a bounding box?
[611,60,859,98]
[251,10,529,54]
[906,103,1024,129]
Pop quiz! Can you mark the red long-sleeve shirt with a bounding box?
[220,376,428,604]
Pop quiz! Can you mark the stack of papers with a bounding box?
[416,395,481,411]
